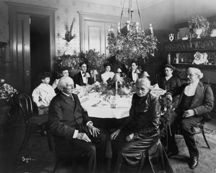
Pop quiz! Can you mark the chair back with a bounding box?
[18,94,34,124]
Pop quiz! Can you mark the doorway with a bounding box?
[7,2,56,94]
[30,16,50,90]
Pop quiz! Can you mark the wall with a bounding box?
[174,0,216,84]
[0,0,138,57]
[138,0,175,83]
[141,0,175,42]
[175,0,216,24]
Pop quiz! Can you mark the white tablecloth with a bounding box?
[80,93,131,119]
[77,84,166,119]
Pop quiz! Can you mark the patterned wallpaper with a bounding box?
[0,0,138,56]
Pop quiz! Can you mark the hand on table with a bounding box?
[183,109,195,118]
[77,133,91,142]
[111,129,121,140]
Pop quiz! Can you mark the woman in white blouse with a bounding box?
[101,63,115,84]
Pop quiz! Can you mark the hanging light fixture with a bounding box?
[107,0,158,66]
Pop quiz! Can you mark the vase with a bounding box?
[210,29,216,37]
[194,28,203,39]
[0,106,11,125]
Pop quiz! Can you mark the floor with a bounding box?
[0,108,216,173]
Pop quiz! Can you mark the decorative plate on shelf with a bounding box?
[192,52,208,65]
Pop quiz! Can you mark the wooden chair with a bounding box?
[17,94,51,152]
[159,94,211,150]
[193,119,211,149]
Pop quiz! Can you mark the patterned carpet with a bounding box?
[14,123,216,173]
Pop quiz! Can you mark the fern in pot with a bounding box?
[188,15,210,39]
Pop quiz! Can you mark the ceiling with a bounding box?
[77,0,165,9]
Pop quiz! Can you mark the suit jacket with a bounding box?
[127,69,140,82]
[73,71,94,86]
[173,81,214,119]
[48,92,91,141]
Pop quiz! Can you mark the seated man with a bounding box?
[49,76,107,173]
[32,72,56,115]
[127,61,141,83]
[167,67,214,169]
[73,62,93,87]
[110,77,173,173]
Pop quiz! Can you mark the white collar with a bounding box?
[189,80,199,86]
[62,92,70,97]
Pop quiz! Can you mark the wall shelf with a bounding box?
[173,63,216,69]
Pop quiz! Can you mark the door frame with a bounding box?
[78,11,127,57]
[6,2,56,89]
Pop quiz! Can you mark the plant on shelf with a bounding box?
[84,49,106,73]
[57,51,81,69]
[188,15,210,39]
[57,49,106,73]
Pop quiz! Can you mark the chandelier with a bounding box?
[107,0,159,66]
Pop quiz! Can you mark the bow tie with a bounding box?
[82,72,86,77]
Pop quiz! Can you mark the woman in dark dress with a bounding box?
[157,64,181,109]
[110,78,173,173]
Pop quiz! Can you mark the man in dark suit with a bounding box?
[49,76,107,173]
[167,67,214,169]
[73,62,94,87]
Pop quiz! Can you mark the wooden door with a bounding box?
[17,14,31,94]
[79,12,124,57]
[84,21,105,53]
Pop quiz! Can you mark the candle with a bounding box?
[135,22,139,32]
[150,23,154,35]
[117,22,121,33]
[115,81,118,95]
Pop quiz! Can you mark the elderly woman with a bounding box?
[157,64,181,108]
[167,67,214,169]
[101,63,115,84]
[110,77,173,173]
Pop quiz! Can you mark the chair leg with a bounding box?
[200,126,211,149]
[47,130,54,152]
[52,161,57,173]
[19,126,31,153]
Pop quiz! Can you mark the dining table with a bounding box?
[74,83,166,129]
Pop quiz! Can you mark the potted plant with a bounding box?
[0,79,18,125]
[188,15,210,39]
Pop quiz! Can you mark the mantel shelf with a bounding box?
[165,37,216,52]
[173,63,216,68]
[165,36,216,44]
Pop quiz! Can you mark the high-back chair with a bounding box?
[18,93,51,152]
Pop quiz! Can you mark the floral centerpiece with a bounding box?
[0,80,18,106]
[188,15,210,39]
[107,22,159,66]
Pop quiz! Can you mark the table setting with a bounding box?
[72,82,166,119]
